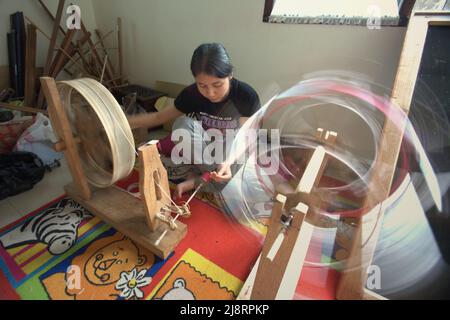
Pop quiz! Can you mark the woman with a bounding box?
[128,43,261,200]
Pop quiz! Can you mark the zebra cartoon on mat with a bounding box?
[0,198,93,255]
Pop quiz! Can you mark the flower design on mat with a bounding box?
[115,268,152,299]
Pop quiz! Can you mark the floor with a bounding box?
[0,158,71,229]
[0,128,169,229]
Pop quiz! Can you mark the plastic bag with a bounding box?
[0,113,34,154]
[14,113,63,166]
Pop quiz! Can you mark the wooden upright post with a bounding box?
[248,129,337,300]
[40,76,92,200]
[336,14,433,300]
[138,141,172,232]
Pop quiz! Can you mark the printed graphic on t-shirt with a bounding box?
[198,112,238,131]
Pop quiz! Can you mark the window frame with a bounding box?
[262,0,417,27]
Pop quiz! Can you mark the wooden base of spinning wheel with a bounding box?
[40,76,187,260]
[65,183,186,259]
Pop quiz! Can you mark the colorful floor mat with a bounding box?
[0,172,264,300]
[0,170,344,300]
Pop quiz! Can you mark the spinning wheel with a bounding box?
[40,77,187,259]
[57,78,135,187]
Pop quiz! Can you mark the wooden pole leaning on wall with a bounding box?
[49,29,77,77]
[65,29,115,71]
[0,102,47,116]
[240,128,337,300]
[37,0,65,109]
[75,32,96,76]
[117,17,124,84]
[24,16,91,79]
[95,29,118,87]
[80,22,114,82]
[24,23,37,107]
[38,0,66,36]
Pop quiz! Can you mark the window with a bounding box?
[263,0,416,27]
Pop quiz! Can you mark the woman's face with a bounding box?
[195,73,231,103]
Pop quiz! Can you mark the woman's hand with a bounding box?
[211,163,232,183]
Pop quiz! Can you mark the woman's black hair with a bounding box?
[190,43,233,78]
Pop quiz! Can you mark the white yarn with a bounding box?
[57,78,135,187]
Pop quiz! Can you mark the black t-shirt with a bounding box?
[174,78,260,131]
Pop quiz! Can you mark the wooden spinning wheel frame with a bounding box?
[40,76,187,259]
[238,11,450,300]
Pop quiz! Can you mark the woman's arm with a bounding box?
[127,105,184,129]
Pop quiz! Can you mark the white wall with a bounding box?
[1,0,406,100]
[91,0,406,102]
[0,0,97,68]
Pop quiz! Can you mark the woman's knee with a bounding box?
[172,115,201,133]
